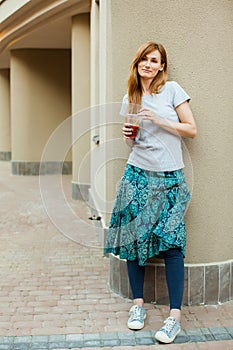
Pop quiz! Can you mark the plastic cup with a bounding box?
[126,114,140,139]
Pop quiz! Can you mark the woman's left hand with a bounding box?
[138,102,197,139]
[138,108,162,125]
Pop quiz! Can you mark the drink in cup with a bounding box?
[126,114,140,139]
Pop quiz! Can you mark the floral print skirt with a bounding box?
[104,164,191,266]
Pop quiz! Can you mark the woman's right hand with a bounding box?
[122,123,133,138]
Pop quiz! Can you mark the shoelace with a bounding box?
[162,317,177,334]
[130,306,143,319]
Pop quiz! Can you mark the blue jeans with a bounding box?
[127,248,184,310]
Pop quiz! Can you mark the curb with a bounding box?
[0,327,233,349]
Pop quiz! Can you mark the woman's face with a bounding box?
[137,50,164,81]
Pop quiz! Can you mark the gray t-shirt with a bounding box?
[120,81,190,172]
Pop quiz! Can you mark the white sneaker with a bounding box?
[155,316,181,343]
[127,305,146,330]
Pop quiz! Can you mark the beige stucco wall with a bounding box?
[10,49,71,161]
[0,69,11,152]
[104,0,233,264]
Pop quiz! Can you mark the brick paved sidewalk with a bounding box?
[0,161,233,349]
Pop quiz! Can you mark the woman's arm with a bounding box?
[139,101,197,139]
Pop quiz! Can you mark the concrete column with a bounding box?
[0,69,11,161]
[89,0,126,222]
[88,0,107,224]
[71,13,91,200]
[89,0,101,213]
[10,49,71,175]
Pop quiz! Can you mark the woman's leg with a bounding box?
[155,248,184,343]
[163,248,184,322]
[127,259,145,305]
[126,260,146,330]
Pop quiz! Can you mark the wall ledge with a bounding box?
[11,160,72,175]
[0,151,11,161]
[109,253,233,305]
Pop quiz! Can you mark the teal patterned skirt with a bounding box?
[104,164,191,266]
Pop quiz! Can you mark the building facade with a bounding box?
[0,0,233,305]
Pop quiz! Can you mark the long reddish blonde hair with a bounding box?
[127,41,168,113]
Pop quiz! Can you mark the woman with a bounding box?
[104,41,197,344]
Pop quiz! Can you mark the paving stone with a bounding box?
[31,343,49,349]
[188,335,207,343]
[49,344,69,350]
[186,328,204,336]
[32,336,49,343]
[13,336,31,344]
[65,334,83,342]
[116,332,137,346]
[102,339,121,347]
[225,327,233,338]
[173,330,191,344]
[203,333,215,342]
[211,327,229,334]
[84,340,102,347]
[65,342,84,349]
[173,335,191,344]
[0,339,13,345]
[185,328,207,343]
[13,344,30,350]
[120,338,137,346]
[134,331,153,339]
[200,328,215,341]
[134,331,155,346]
[100,332,121,347]
[49,335,66,342]
[117,332,136,340]
[135,336,155,346]
[210,327,232,341]
[211,333,232,341]
[83,333,101,341]
[100,332,119,340]
[83,333,101,347]
[0,345,13,350]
